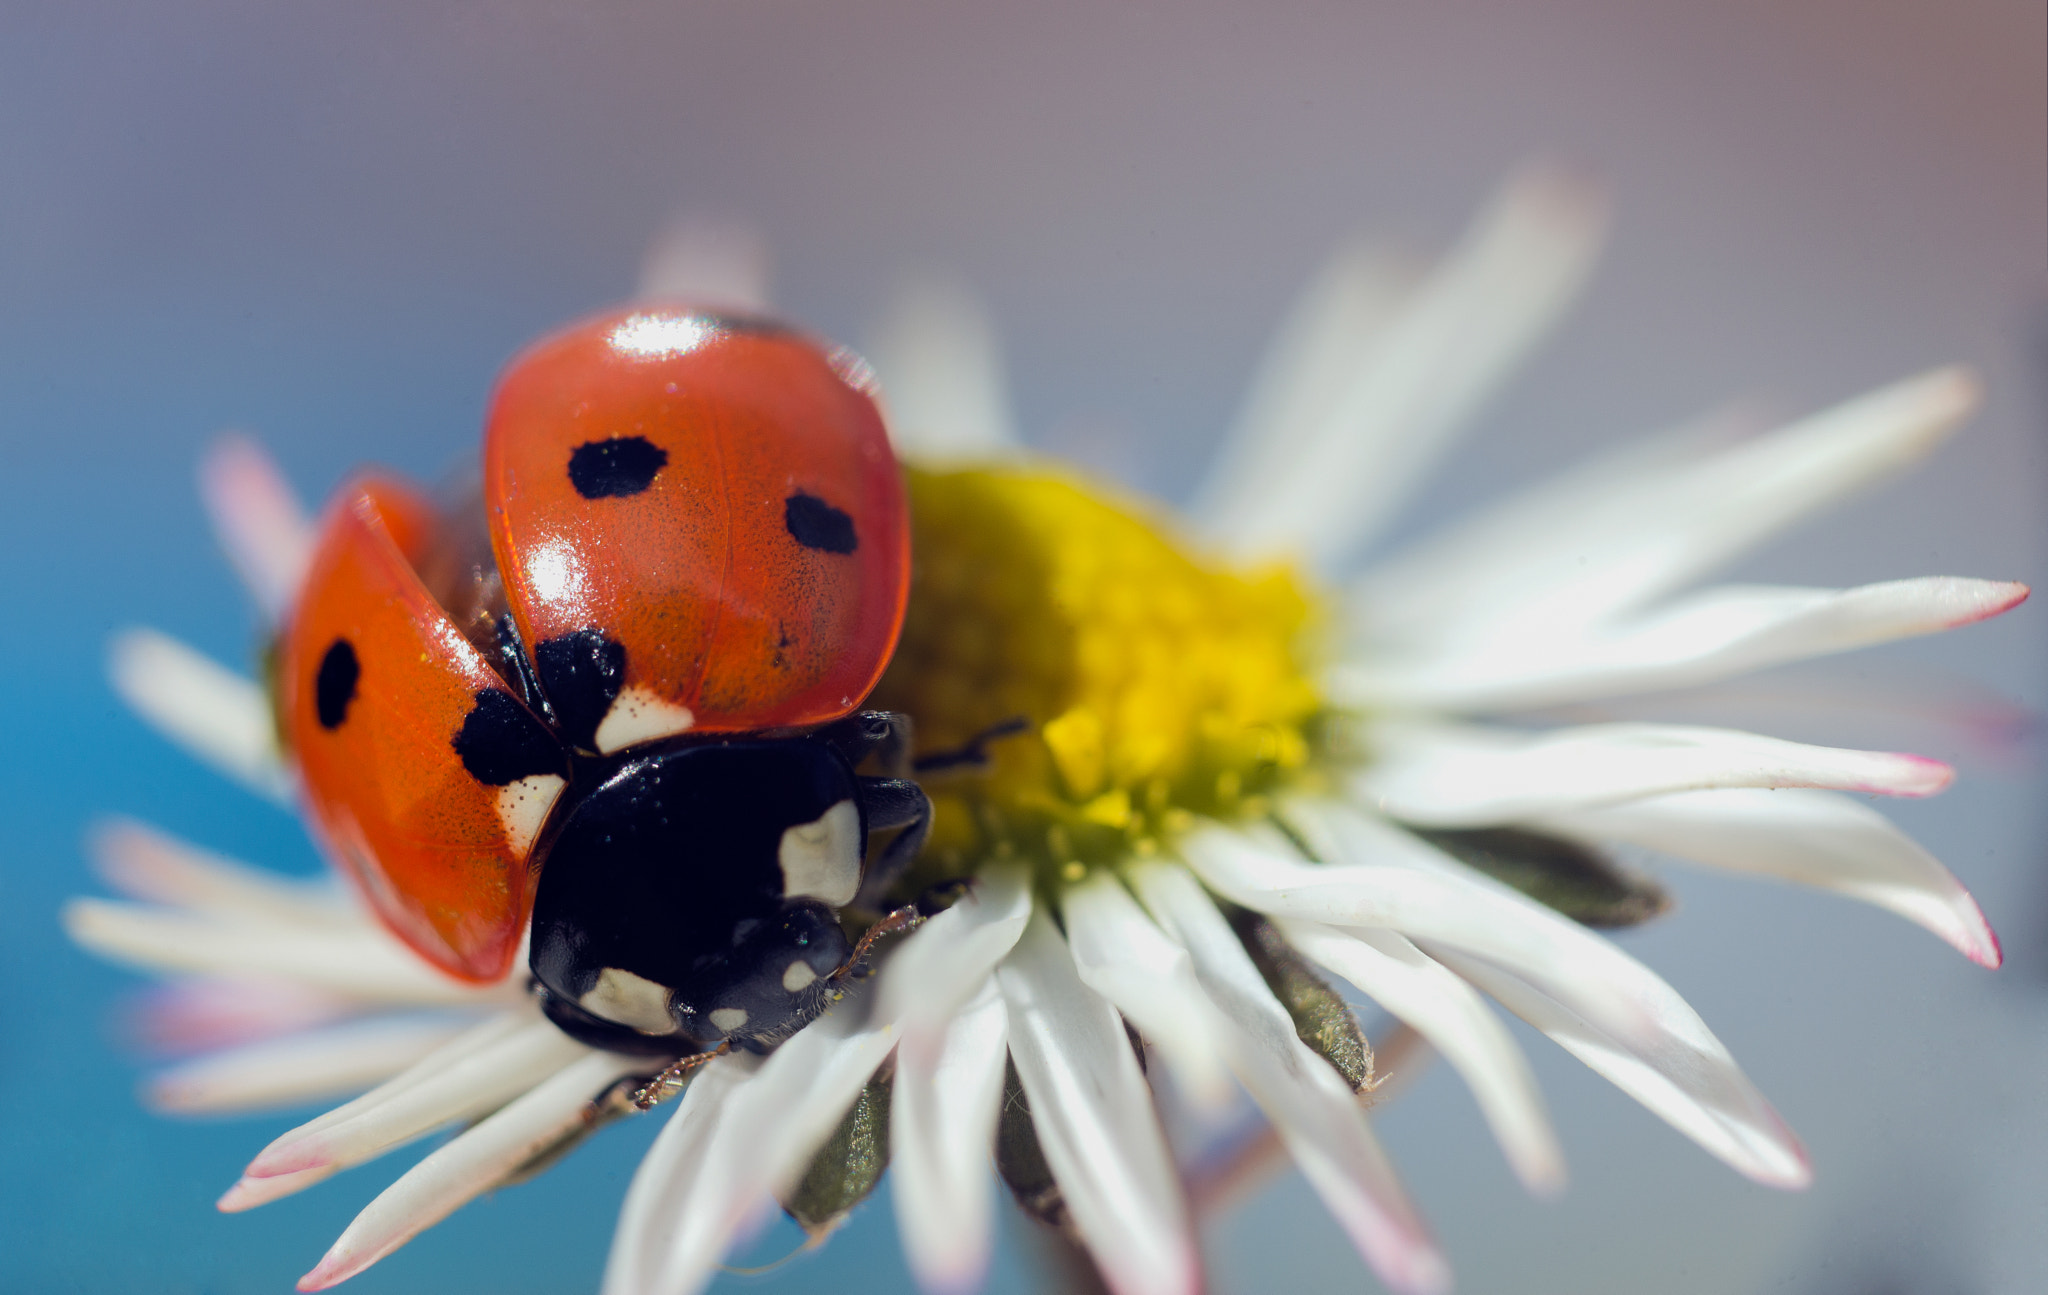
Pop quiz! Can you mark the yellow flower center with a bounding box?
[869,464,1331,894]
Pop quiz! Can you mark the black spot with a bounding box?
[314,639,360,730]
[785,492,858,554]
[534,629,627,751]
[567,436,668,499]
[452,689,564,786]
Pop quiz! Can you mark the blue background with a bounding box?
[2,3,2042,1293]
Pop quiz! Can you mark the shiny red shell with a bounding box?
[279,307,910,981]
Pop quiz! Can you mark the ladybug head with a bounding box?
[527,737,863,1052]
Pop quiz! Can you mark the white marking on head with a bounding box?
[494,773,567,859]
[782,961,819,993]
[578,967,675,1034]
[710,1007,750,1034]
[593,685,696,754]
[778,799,861,907]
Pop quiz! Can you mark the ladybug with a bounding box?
[275,306,929,1056]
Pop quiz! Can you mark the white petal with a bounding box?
[1338,577,2029,712]
[107,628,293,805]
[1061,871,1236,1115]
[605,1052,761,1295]
[1353,367,1981,647]
[635,1007,900,1295]
[198,433,314,623]
[995,910,1198,1295]
[1427,946,1809,1188]
[88,818,350,926]
[147,1014,475,1115]
[246,1014,589,1180]
[1533,788,2001,967]
[1190,241,1426,532]
[61,898,500,1004]
[297,1049,647,1290]
[1132,863,1450,1295]
[890,979,1009,1295]
[132,977,357,1055]
[1347,408,1750,648]
[865,274,1020,461]
[1275,919,1565,1195]
[635,218,772,312]
[878,866,1031,1054]
[1359,720,1952,828]
[1207,164,1607,570]
[1183,818,1809,1187]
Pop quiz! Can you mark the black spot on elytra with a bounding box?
[452,689,564,786]
[785,492,857,554]
[314,639,360,730]
[535,629,626,751]
[568,436,668,499]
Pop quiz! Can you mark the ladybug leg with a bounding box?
[911,715,1030,775]
[825,902,926,988]
[852,775,931,908]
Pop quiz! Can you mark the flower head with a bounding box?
[70,167,2023,1294]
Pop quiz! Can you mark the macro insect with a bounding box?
[276,305,932,1059]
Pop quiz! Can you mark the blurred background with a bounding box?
[1,2,2042,1292]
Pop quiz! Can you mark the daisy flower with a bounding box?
[67,167,2023,1295]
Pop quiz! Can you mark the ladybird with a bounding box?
[274,306,927,1056]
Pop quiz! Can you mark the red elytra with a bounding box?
[278,308,911,982]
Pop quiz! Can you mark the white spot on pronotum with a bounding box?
[782,961,818,992]
[710,1007,750,1034]
[593,685,696,755]
[579,967,675,1034]
[494,774,567,858]
[778,799,861,906]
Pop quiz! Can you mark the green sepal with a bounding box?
[994,1059,1072,1232]
[1229,908,1374,1092]
[783,1069,894,1237]
[1417,826,1671,929]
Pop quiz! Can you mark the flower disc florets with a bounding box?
[871,465,1333,894]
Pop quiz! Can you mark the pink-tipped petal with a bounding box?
[219,1167,335,1212]
[247,1015,584,1179]
[1340,577,2033,713]
[1428,947,1811,1189]
[890,980,1010,1295]
[127,977,354,1056]
[147,1014,472,1116]
[88,818,347,926]
[1360,720,1952,828]
[199,433,314,623]
[61,898,503,1004]
[1536,788,2003,967]
[997,910,1200,1295]
[1133,863,1451,1295]
[297,1050,646,1290]
[1355,367,1982,647]
[107,628,293,805]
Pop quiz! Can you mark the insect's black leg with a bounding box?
[854,775,931,907]
[911,715,1029,774]
[817,710,915,778]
